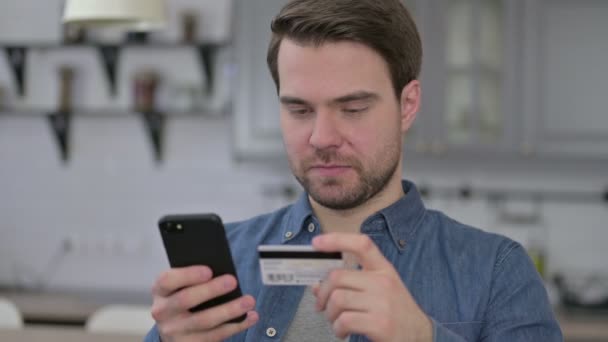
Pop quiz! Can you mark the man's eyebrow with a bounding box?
[331,91,379,104]
[279,96,310,105]
[279,91,380,106]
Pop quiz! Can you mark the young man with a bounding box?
[146,0,562,341]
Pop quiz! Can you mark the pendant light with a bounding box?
[62,0,167,31]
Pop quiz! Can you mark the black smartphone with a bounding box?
[158,213,246,323]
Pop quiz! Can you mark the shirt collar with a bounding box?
[364,179,427,251]
[282,190,315,243]
[283,180,427,250]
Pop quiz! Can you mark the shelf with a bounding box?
[0,108,226,164]
[1,41,228,97]
[0,108,224,118]
[416,183,608,204]
[0,41,226,49]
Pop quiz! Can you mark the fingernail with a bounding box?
[247,311,259,323]
[241,298,254,310]
[223,276,235,289]
[201,267,212,279]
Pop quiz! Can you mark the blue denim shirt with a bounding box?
[146,180,562,341]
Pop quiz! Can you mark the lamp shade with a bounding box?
[62,0,167,31]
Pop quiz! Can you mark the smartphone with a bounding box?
[158,213,246,323]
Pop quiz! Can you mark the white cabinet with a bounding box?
[231,0,608,162]
[521,0,608,159]
[232,0,289,160]
[408,0,519,157]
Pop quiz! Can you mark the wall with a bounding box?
[0,0,296,294]
[0,0,607,297]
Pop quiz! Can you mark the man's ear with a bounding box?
[399,80,421,133]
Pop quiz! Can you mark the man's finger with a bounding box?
[204,311,260,341]
[165,311,259,342]
[172,295,256,333]
[152,266,213,297]
[315,269,368,312]
[332,311,378,340]
[312,233,391,270]
[163,274,238,317]
[323,288,370,323]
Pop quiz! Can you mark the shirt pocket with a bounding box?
[439,321,483,341]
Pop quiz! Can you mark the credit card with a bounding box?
[258,245,344,285]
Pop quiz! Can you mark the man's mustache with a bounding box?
[303,149,361,170]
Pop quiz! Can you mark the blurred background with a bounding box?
[0,0,607,341]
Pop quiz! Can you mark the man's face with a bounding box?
[277,39,407,210]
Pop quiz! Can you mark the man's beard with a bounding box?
[290,144,400,210]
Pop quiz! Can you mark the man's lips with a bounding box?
[310,164,350,168]
[308,165,351,176]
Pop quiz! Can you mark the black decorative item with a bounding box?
[142,111,166,163]
[98,45,120,96]
[197,45,216,95]
[125,31,149,44]
[63,24,87,44]
[133,70,165,162]
[459,186,472,200]
[48,66,75,163]
[48,111,71,163]
[5,46,27,97]
[418,185,430,198]
[181,11,198,43]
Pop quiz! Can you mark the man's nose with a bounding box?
[309,110,343,150]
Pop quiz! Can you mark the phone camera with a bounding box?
[164,222,184,233]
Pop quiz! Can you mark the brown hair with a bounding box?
[267,0,422,97]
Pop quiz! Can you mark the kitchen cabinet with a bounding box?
[231,0,519,161]
[521,0,608,159]
[231,0,608,162]
[407,0,521,157]
[232,0,290,160]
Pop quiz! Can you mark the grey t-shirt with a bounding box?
[283,287,349,342]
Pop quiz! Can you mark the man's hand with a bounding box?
[151,265,259,342]
[312,233,432,342]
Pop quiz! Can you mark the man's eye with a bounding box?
[289,107,311,115]
[343,107,368,114]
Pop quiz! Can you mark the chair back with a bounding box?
[0,297,24,329]
[85,304,154,335]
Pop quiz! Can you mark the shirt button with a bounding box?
[285,231,293,239]
[398,239,407,248]
[266,327,277,337]
[307,223,316,233]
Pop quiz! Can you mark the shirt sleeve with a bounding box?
[432,318,468,342]
[480,241,563,341]
[144,324,161,342]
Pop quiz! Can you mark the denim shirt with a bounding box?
[145,180,562,342]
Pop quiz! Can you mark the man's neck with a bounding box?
[310,176,405,234]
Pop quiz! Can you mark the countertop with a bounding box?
[2,290,607,341]
[0,289,150,325]
[0,326,143,342]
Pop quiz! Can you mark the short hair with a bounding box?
[267,0,422,97]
